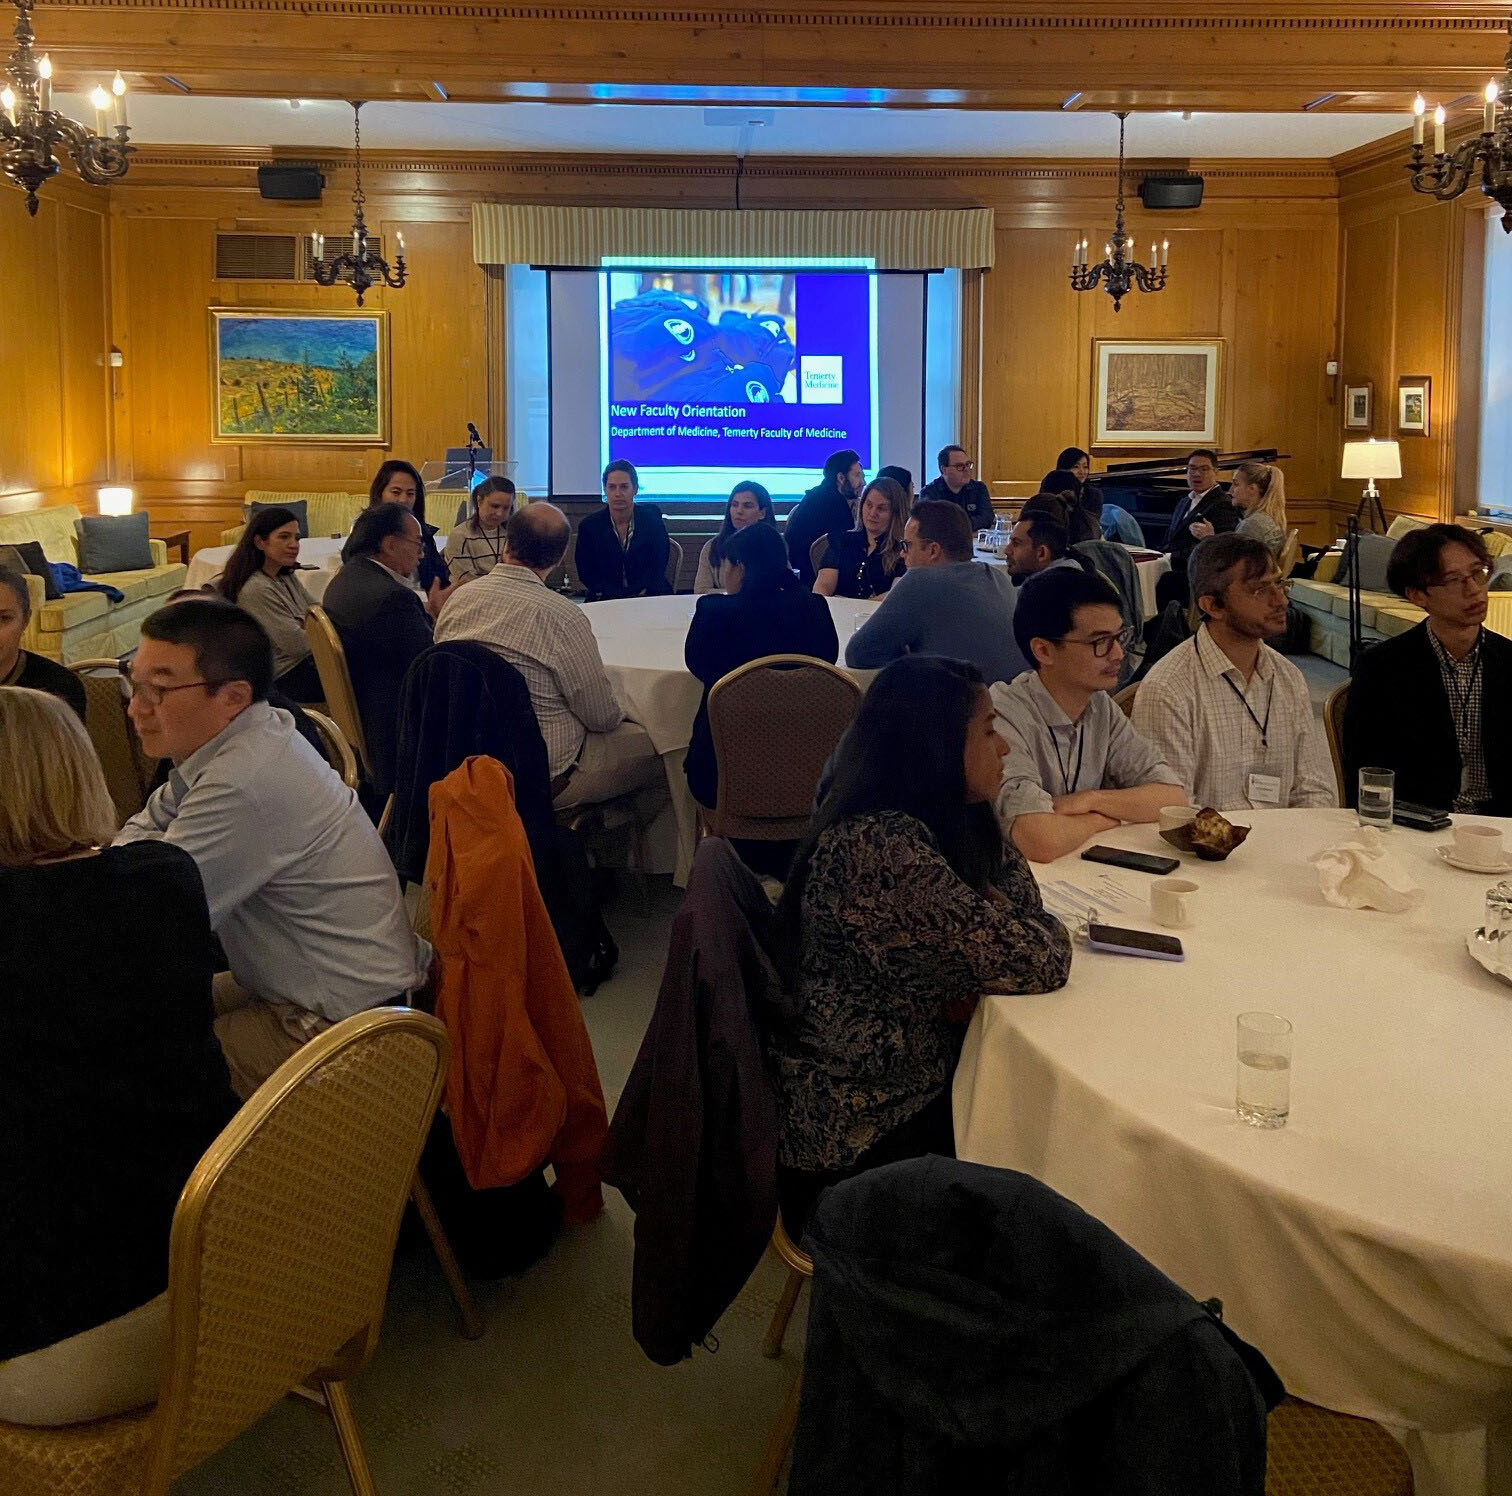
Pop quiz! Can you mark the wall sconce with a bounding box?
[97,486,134,515]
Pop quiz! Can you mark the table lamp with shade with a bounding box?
[97,486,134,516]
[1340,440,1400,534]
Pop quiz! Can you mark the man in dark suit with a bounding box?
[1343,523,1512,815]
[322,504,437,799]
[1155,449,1242,609]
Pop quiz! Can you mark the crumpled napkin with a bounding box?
[1310,826,1426,913]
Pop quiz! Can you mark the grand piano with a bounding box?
[1098,447,1286,548]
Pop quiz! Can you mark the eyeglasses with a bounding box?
[1057,624,1137,658]
[126,678,230,708]
[1427,563,1492,592]
[946,460,974,473]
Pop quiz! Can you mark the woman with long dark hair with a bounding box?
[216,505,322,701]
[1038,467,1100,545]
[813,475,909,600]
[365,459,452,599]
[693,480,777,594]
[445,475,516,585]
[772,655,1071,1232]
[684,521,837,817]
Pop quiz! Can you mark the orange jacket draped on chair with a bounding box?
[425,755,607,1222]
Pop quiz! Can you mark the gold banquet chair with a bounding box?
[304,707,360,792]
[1322,681,1350,805]
[666,535,684,592]
[808,535,829,579]
[0,1008,449,1496]
[1265,1397,1413,1496]
[749,1215,814,1496]
[706,655,862,843]
[305,605,373,784]
[69,658,156,823]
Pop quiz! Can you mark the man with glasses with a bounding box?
[1155,449,1242,611]
[919,444,995,532]
[993,569,1185,861]
[1343,524,1512,815]
[1133,534,1335,811]
[116,598,429,1100]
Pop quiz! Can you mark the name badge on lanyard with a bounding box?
[1247,772,1282,807]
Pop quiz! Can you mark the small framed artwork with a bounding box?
[1397,376,1431,438]
[1343,380,1373,432]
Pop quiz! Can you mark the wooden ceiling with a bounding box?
[32,1,1512,112]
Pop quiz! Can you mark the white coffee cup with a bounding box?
[1159,805,1199,832]
[1150,877,1199,929]
[1453,823,1505,868]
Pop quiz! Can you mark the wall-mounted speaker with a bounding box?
[1139,174,1204,210]
[257,164,325,202]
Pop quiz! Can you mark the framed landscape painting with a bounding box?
[1093,338,1224,448]
[1397,375,1431,438]
[211,308,389,444]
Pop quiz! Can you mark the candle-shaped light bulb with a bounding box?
[313,231,323,260]
[37,54,51,113]
[1104,241,1111,262]
[396,230,405,256]
[1487,81,1500,135]
[1413,93,1426,146]
[1433,103,1446,155]
[1161,238,1169,269]
[90,84,108,134]
[2,86,15,126]
[111,70,127,127]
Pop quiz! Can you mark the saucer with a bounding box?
[1465,927,1512,988]
[1437,846,1512,875]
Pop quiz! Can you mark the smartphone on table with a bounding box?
[1086,924,1185,961]
[1081,845,1180,876]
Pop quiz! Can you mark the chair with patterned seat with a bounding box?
[68,659,156,823]
[1265,1396,1414,1496]
[305,606,372,785]
[0,1007,449,1496]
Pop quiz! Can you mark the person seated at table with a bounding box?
[0,563,85,722]
[116,599,428,1100]
[436,502,665,812]
[771,655,1072,1234]
[444,475,515,586]
[876,464,915,507]
[693,480,778,594]
[814,476,909,600]
[1054,446,1105,536]
[993,569,1185,862]
[359,458,454,605]
[918,444,994,531]
[323,504,440,800]
[684,522,839,813]
[1154,449,1242,610]
[576,459,674,602]
[215,505,323,703]
[786,448,864,587]
[1004,512,1078,583]
[1343,524,1512,816]
[1188,459,1287,560]
[1035,471,1100,545]
[1132,535,1335,813]
[0,686,237,1425]
[846,499,1029,686]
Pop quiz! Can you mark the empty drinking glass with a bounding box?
[1357,766,1395,831]
[1236,1012,1292,1128]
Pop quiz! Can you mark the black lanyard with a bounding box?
[1051,721,1086,796]
[1222,673,1272,750]
[1441,637,1482,738]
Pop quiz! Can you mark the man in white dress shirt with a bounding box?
[1133,534,1335,813]
[435,502,664,810]
[117,598,429,1099]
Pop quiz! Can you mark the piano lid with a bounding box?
[1102,447,1285,477]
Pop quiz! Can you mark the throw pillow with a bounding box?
[2,539,62,600]
[1336,532,1396,594]
[245,499,310,539]
[74,511,154,574]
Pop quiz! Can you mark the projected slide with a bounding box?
[601,263,877,494]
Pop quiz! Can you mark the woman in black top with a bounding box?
[684,522,839,815]
[363,458,453,598]
[0,686,237,1423]
[0,564,86,723]
[813,476,908,600]
[576,458,673,601]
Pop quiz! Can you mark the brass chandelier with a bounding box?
[1407,18,1512,232]
[1,0,132,216]
[1070,111,1169,314]
[310,102,407,306]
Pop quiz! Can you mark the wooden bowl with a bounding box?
[1159,819,1251,861]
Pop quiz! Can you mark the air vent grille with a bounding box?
[214,233,298,282]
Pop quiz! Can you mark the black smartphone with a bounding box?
[1086,923,1185,961]
[1393,800,1452,832]
[1081,845,1181,876]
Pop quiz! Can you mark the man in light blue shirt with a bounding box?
[845,498,1029,686]
[117,598,428,1098]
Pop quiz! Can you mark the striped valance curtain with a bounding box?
[471,204,995,270]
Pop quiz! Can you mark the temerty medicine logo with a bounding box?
[800,355,843,405]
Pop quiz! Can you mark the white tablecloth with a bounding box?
[973,545,1170,620]
[585,593,879,883]
[184,538,346,601]
[954,808,1512,1496]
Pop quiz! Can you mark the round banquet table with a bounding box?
[952,808,1512,1496]
[183,537,345,600]
[584,592,880,884]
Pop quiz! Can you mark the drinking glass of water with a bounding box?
[1236,1011,1291,1128]
[1357,766,1394,830]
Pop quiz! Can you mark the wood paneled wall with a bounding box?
[0,176,112,513]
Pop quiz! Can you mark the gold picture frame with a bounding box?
[1093,338,1224,449]
[210,307,390,445]
[1343,380,1374,432]
[1396,375,1431,438]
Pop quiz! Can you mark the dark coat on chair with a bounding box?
[683,586,840,811]
[1342,620,1512,814]
[790,1156,1283,1496]
[321,556,434,800]
[601,837,800,1366]
[575,503,673,601]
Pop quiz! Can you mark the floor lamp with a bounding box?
[1341,438,1401,535]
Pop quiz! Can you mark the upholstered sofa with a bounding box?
[0,505,187,663]
[220,491,370,545]
[1289,515,1512,664]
